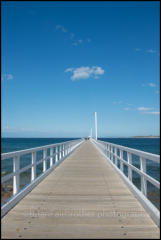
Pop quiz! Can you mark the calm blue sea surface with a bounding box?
[99,138,160,155]
[1,137,160,209]
[1,138,77,154]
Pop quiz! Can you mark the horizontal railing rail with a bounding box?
[1,138,84,217]
[91,138,160,227]
[96,140,160,163]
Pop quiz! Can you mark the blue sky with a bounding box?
[2,1,160,138]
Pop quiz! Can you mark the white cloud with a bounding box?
[148,82,156,87]
[65,66,104,81]
[143,111,160,115]
[137,107,160,115]
[56,25,67,33]
[56,25,91,46]
[65,68,73,72]
[146,49,156,53]
[94,66,104,75]
[137,107,153,111]
[2,74,14,80]
[72,39,83,46]
[124,107,130,111]
[142,82,157,88]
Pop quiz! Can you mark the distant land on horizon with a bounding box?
[130,136,160,138]
[100,136,160,138]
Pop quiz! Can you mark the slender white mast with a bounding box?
[95,112,97,140]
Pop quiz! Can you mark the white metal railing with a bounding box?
[1,138,84,217]
[91,138,160,227]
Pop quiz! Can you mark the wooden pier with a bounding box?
[2,141,160,239]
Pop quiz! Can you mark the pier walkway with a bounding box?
[2,141,160,238]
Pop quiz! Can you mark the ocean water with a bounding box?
[99,138,160,155]
[1,138,77,154]
[1,137,160,209]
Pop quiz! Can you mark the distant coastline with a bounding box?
[131,136,160,138]
[100,136,160,139]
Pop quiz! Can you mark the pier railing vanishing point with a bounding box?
[1,138,84,217]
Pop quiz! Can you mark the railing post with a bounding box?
[65,144,67,155]
[105,144,107,156]
[107,145,110,158]
[43,148,47,172]
[110,146,112,161]
[31,152,36,181]
[59,145,62,160]
[112,146,115,163]
[103,143,106,154]
[120,149,123,172]
[65,143,67,154]
[13,155,20,195]
[127,152,132,181]
[111,146,113,161]
[110,146,113,162]
[66,144,68,154]
[140,157,147,196]
[104,143,106,154]
[108,145,111,160]
[62,144,65,157]
[55,146,58,163]
[115,147,118,166]
[50,148,53,167]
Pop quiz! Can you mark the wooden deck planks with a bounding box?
[1,141,160,239]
